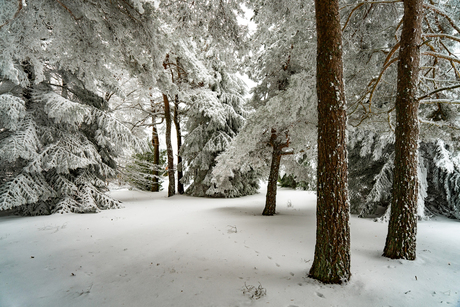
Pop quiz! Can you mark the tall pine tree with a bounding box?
[383,0,423,260]
[309,0,351,284]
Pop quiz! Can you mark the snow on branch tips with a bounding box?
[0,94,26,130]
[41,91,90,127]
[0,116,39,163]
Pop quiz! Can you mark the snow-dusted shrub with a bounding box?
[242,282,267,300]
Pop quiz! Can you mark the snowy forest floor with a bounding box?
[1,186,459,307]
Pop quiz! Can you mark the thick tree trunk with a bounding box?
[383,0,422,260]
[309,0,351,284]
[151,122,160,192]
[163,93,175,197]
[263,146,282,216]
[173,99,184,194]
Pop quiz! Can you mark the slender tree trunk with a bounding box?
[309,0,351,284]
[174,99,184,194]
[21,62,34,105]
[61,76,68,99]
[263,146,282,216]
[173,57,185,194]
[383,0,422,260]
[163,93,175,197]
[151,122,160,192]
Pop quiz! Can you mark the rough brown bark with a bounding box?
[173,99,184,194]
[151,122,160,192]
[263,147,282,216]
[163,93,175,197]
[262,130,290,216]
[309,0,351,284]
[383,0,422,260]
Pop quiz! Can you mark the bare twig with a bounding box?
[382,41,400,68]
[342,2,366,32]
[423,51,460,64]
[55,0,83,21]
[394,18,403,41]
[423,33,460,44]
[423,4,460,35]
[341,0,402,32]
[418,84,460,101]
[350,114,370,128]
[368,57,398,110]
[0,0,23,30]
[420,119,460,130]
[420,99,460,104]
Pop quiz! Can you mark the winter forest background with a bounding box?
[1,0,460,305]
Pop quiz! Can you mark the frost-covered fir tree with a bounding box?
[0,0,258,206]
[123,142,166,192]
[177,46,259,197]
[144,0,249,197]
[144,0,253,198]
[212,0,317,214]
[105,71,166,193]
[0,68,141,215]
[0,1,159,214]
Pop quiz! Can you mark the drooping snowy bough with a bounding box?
[349,130,460,221]
[0,72,142,215]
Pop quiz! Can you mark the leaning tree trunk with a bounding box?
[163,93,175,197]
[309,0,351,284]
[174,99,184,194]
[151,122,160,192]
[263,146,282,216]
[383,0,422,260]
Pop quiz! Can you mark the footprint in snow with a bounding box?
[315,292,325,298]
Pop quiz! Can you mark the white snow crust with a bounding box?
[1,187,459,306]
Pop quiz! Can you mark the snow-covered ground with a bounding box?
[1,186,459,307]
